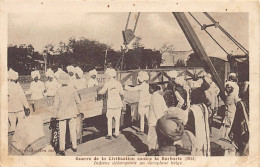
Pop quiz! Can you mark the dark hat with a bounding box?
[156,113,184,142]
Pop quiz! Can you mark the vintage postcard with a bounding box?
[0,0,259,167]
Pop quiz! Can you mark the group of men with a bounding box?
[8,65,249,156]
[8,66,99,155]
[123,70,248,156]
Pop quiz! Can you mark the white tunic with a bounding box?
[125,82,151,107]
[8,81,29,113]
[74,78,87,90]
[26,81,45,100]
[44,80,61,96]
[68,77,77,89]
[99,78,124,109]
[87,78,98,88]
[149,91,168,126]
[205,82,220,110]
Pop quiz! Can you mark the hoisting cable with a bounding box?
[203,12,249,55]
[203,12,248,54]
[188,12,229,55]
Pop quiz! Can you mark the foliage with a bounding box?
[8,44,44,75]
[175,59,186,67]
[8,37,163,75]
[159,43,175,54]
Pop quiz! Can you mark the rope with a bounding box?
[203,12,249,55]
[189,12,229,55]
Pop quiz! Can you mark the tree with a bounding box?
[159,43,175,54]
[132,36,143,49]
[8,44,43,75]
[175,59,186,67]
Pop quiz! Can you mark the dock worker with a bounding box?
[204,73,220,136]
[87,69,98,87]
[67,65,77,88]
[54,68,63,80]
[25,70,46,112]
[228,73,239,97]
[53,72,81,156]
[26,70,45,100]
[165,71,187,110]
[8,69,30,132]
[74,66,87,90]
[44,68,61,106]
[146,84,168,155]
[44,68,61,97]
[125,71,150,135]
[220,81,240,139]
[98,68,124,140]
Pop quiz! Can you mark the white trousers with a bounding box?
[8,111,25,132]
[138,106,149,132]
[106,108,121,136]
[147,125,158,150]
[59,118,77,151]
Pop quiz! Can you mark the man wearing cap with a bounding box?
[54,68,63,80]
[8,68,30,132]
[73,66,87,90]
[228,73,239,97]
[25,71,45,113]
[204,73,220,135]
[87,69,98,88]
[67,65,77,88]
[98,68,124,140]
[220,81,241,139]
[44,68,61,97]
[26,70,45,100]
[165,71,187,110]
[53,72,81,155]
[125,71,150,135]
[147,84,168,155]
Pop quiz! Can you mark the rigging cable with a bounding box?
[188,12,229,55]
[133,12,141,33]
[203,12,248,55]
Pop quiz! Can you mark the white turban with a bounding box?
[75,66,83,78]
[228,73,238,81]
[137,71,149,82]
[66,65,75,73]
[45,68,54,78]
[31,71,41,79]
[228,73,237,78]
[54,68,64,79]
[106,68,116,77]
[167,70,178,79]
[8,68,18,80]
[89,69,97,77]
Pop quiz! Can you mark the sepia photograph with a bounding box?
[0,1,259,166]
[6,11,250,156]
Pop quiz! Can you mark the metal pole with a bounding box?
[173,12,225,99]
[104,46,108,70]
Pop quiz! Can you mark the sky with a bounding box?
[8,12,248,59]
